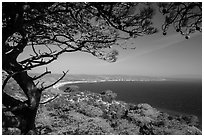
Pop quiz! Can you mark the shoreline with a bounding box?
[53,80,99,89]
[53,80,202,130]
[53,79,167,89]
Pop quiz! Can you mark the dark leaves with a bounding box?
[158,2,202,39]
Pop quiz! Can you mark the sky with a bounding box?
[18,4,202,79]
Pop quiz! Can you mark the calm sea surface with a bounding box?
[60,80,202,124]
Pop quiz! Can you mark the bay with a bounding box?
[59,80,202,126]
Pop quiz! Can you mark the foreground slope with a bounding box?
[2,74,202,135]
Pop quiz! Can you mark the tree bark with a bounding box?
[3,70,42,134]
[2,3,43,134]
[14,72,42,134]
[3,71,42,134]
[3,42,42,134]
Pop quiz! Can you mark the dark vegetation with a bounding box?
[2,2,202,134]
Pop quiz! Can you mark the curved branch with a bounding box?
[40,94,59,104]
[32,67,51,81]
[40,70,69,91]
[2,70,28,90]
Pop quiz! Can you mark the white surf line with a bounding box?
[52,80,99,89]
[52,79,114,89]
[52,79,167,90]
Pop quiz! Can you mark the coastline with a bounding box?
[53,79,167,89]
[53,80,99,89]
[53,80,202,130]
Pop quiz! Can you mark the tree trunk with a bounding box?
[3,70,42,134]
[3,44,42,134]
[3,71,42,134]
[14,72,42,134]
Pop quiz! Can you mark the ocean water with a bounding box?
[60,80,202,125]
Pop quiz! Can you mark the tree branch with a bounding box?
[40,94,59,104]
[19,40,85,70]
[31,41,38,56]
[2,70,28,90]
[32,67,51,81]
[40,70,69,91]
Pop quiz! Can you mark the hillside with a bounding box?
[3,88,202,134]
[2,72,202,135]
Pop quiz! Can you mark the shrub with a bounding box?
[76,117,114,135]
[78,103,104,117]
[114,119,140,135]
[127,113,154,125]
[108,103,128,119]
[100,90,117,103]
[64,85,79,93]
